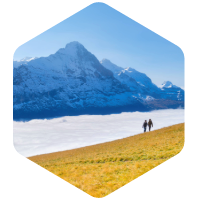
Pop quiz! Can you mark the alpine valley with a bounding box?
[13,42,184,120]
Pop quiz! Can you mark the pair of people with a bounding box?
[142,119,153,132]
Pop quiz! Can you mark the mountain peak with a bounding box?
[18,57,37,62]
[100,59,111,64]
[20,57,32,61]
[55,41,86,57]
[161,81,180,89]
[65,41,84,49]
[161,81,173,88]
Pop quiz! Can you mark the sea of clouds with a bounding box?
[13,109,184,157]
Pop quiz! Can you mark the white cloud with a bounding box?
[13,109,184,157]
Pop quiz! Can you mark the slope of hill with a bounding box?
[29,123,184,197]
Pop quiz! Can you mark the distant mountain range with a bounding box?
[13,41,184,120]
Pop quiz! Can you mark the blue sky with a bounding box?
[14,2,184,88]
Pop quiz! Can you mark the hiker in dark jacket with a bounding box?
[148,119,153,131]
[142,120,148,132]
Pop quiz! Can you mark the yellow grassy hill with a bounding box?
[29,123,184,198]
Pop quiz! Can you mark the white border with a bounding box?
[1,0,199,199]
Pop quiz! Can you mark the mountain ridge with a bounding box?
[13,41,184,120]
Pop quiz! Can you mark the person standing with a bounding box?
[148,119,153,131]
[142,120,148,132]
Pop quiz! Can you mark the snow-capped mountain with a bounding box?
[100,59,184,100]
[13,42,184,120]
[13,57,38,68]
[100,59,144,94]
[159,81,184,101]
[13,42,146,119]
[160,81,179,89]
[101,59,153,87]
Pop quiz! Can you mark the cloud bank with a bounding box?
[13,109,184,157]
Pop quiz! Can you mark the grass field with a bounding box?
[28,123,184,198]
